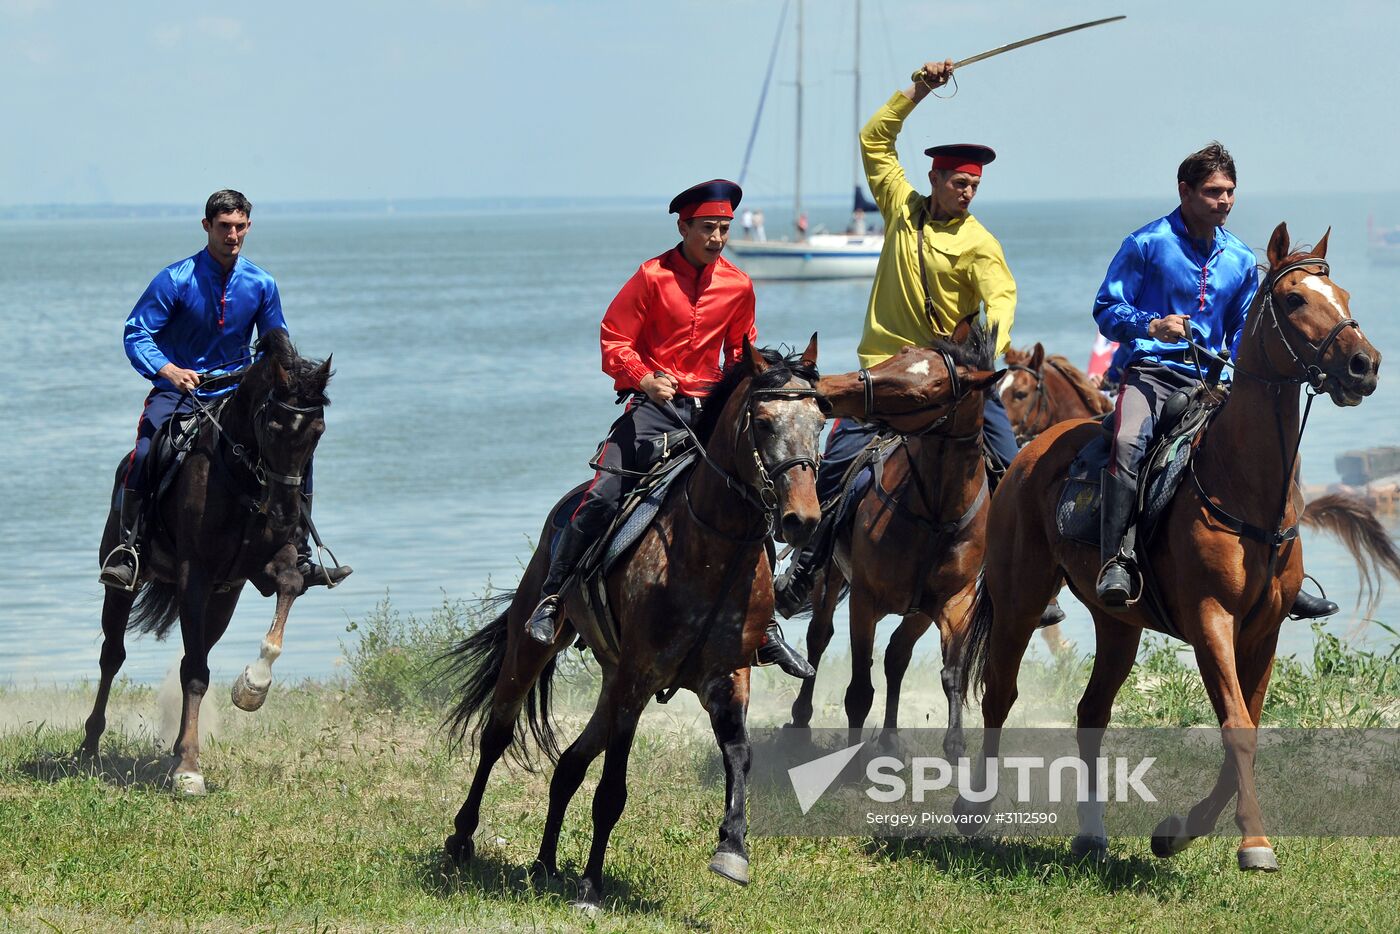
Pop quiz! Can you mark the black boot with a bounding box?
[99,492,143,590]
[1290,587,1339,620]
[525,524,594,645]
[1038,598,1066,628]
[773,514,835,619]
[296,495,352,589]
[754,621,816,679]
[1095,469,1137,608]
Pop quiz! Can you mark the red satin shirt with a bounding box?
[600,247,758,396]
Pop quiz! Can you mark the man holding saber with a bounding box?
[775,58,1025,616]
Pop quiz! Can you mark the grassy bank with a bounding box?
[1,599,1397,932]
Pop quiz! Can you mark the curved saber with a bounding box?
[911,15,1126,80]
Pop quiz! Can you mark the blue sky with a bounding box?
[2,0,1395,206]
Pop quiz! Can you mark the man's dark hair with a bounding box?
[205,189,253,221]
[1177,143,1236,189]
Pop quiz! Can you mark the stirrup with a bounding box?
[1095,558,1141,607]
[525,594,560,645]
[306,541,348,588]
[99,545,140,592]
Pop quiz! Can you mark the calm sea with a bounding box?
[3,192,1399,685]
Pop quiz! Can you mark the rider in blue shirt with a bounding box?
[99,190,351,592]
[1090,146,1335,619]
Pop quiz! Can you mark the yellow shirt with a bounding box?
[857,91,1017,368]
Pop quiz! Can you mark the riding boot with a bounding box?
[525,524,595,645]
[1038,597,1066,628]
[296,494,353,589]
[773,513,836,619]
[98,492,144,590]
[1095,469,1138,607]
[754,620,816,679]
[1289,587,1339,620]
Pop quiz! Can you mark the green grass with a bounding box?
[1,604,1397,932]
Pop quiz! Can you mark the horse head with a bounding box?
[1000,342,1049,444]
[815,323,1002,436]
[710,335,825,546]
[239,329,333,526]
[1257,223,1380,406]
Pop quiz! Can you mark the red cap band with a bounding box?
[931,156,984,176]
[679,200,734,220]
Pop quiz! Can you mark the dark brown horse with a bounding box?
[1000,343,1113,445]
[442,338,825,910]
[80,330,334,794]
[788,322,1002,757]
[957,224,1383,870]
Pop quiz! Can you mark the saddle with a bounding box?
[544,438,699,662]
[1055,384,1223,549]
[149,408,207,504]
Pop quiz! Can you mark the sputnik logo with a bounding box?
[787,741,865,815]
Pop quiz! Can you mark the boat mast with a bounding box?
[853,0,861,195]
[794,0,803,239]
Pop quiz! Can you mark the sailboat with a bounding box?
[727,0,885,280]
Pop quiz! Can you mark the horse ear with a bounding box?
[313,356,333,388]
[951,315,973,344]
[800,332,818,369]
[1003,346,1026,366]
[273,361,290,389]
[1314,227,1331,259]
[743,335,769,374]
[1029,342,1045,371]
[965,369,1003,392]
[1267,222,1291,268]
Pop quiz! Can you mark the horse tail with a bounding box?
[126,580,181,639]
[1300,492,1400,615]
[439,591,561,768]
[955,573,995,702]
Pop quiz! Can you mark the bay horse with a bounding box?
[957,224,1382,871]
[788,321,1002,758]
[80,329,333,795]
[1000,343,1113,445]
[442,338,825,910]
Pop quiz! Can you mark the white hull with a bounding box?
[728,234,884,280]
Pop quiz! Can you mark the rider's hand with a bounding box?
[158,363,202,391]
[911,59,954,97]
[1148,314,1192,343]
[640,371,678,405]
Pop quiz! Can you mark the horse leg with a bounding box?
[789,564,842,729]
[79,587,137,756]
[1152,611,1274,870]
[842,590,878,742]
[703,669,752,887]
[880,609,934,752]
[935,582,978,760]
[1069,615,1141,861]
[232,551,302,712]
[171,575,240,796]
[534,679,615,877]
[446,637,563,867]
[574,690,647,911]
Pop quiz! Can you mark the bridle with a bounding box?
[853,347,987,440]
[1003,362,1052,445]
[1239,256,1359,392]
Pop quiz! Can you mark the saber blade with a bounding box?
[911,15,1126,80]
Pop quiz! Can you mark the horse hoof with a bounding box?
[444,834,474,866]
[952,796,991,838]
[231,669,270,712]
[571,880,603,914]
[1238,846,1279,872]
[1151,814,1193,859]
[708,850,750,886]
[172,771,206,796]
[528,859,559,882]
[1070,834,1109,862]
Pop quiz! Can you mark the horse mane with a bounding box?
[930,319,995,372]
[696,347,819,444]
[251,329,333,406]
[1046,354,1113,415]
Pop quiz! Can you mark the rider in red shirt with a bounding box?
[524,180,813,678]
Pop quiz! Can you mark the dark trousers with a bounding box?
[1110,361,1196,481]
[123,388,196,493]
[569,394,700,534]
[814,393,1020,506]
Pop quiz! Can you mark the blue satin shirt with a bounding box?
[1092,208,1258,378]
[124,248,288,393]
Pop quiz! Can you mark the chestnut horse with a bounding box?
[441,339,825,910]
[957,224,1381,871]
[80,330,334,794]
[788,322,1002,757]
[1000,343,1113,445]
